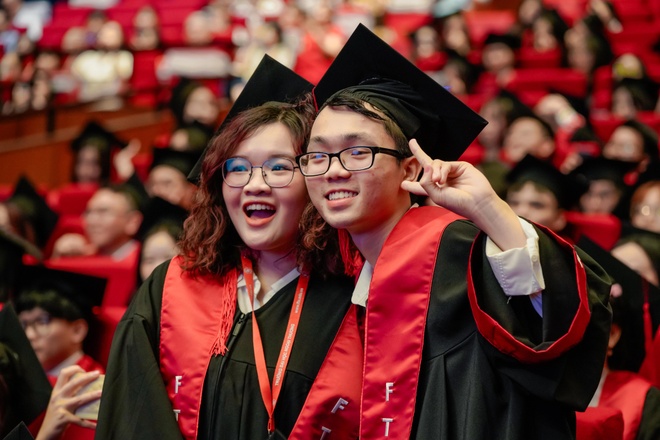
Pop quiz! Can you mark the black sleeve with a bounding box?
[95,261,183,440]
[468,222,612,410]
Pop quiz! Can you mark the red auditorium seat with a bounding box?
[517,47,563,69]
[575,407,624,440]
[506,68,588,98]
[129,49,162,107]
[566,212,622,251]
[590,116,624,144]
[45,245,140,309]
[0,184,12,202]
[463,9,516,46]
[47,183,98,217]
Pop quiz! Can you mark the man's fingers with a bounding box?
[400,180,428,196]
[408,139,433,167]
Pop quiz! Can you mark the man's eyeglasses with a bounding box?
[221,157,299,188]
[295,146,405,177]
[20,314,53,337]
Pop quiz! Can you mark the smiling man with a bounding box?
[298,25,613,440]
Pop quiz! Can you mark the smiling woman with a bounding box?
[96,56,357,440]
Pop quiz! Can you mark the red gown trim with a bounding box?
[467,222,592,363]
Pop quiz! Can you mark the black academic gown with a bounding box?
[406,220,612,439]
[95,262,353,440]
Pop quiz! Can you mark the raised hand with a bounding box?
[401,139,527,250]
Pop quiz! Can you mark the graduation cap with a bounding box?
[15,266,107,322]
[2,422,34,440]
[0,303,52,433]
[6,176,59,249]
[577,236,660,372]
[188,55,314,183]
[313,24,487,162]
[506,154,587,209]
[136,196,188,242]
[151,147,202,178]
[483,32,521,50]
[70,121,127,153]
[570,156,637,190]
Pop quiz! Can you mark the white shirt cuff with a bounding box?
[485,218,545,315]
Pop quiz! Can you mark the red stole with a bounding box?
[361,206,462,439]
[159,257,237,440]
[160,257,366,439]
[289,304,364,439]
[600,370,652,440]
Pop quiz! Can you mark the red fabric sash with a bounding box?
[361,206,462,439]
[600,370,652,440]
[160,257,236,440]
[289,304,364,439]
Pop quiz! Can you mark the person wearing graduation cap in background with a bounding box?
[145,148,201,211]
[602,119,659,180]
[297,24,612,439]
[473,32,521,96]
[578,237,660,440]
[0,176,59,253]
[96,56,356,440]
[505,153,587,238]
[627,168,660,235]
[50,176,147,260]
[570,156,636,216]
[135,197,188,285]
[13,266,107,440]
[69,121,138,186]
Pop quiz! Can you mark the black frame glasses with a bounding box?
[295,146,405,177]
[221,156,300,188]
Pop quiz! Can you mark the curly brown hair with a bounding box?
[179,94,344,277]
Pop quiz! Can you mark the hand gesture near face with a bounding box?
[400,139,527,250]
[401,139,499,219]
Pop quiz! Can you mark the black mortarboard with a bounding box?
[506,154,587,209]
[0,230,42,303]
[7,176,59,249]
[313,24,487,161]
[136,196,188,241]
[577,236,660,372]
[2,422,34,440]
[151,147,202,177]
[188,55,314,183]
[70,121,127,153]
[0,304,52,433]
[15,265,107,322]
[483,32,522,50]
[570,156,637,189]
[620,119,660,159]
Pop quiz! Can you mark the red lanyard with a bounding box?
[241,255,310,437]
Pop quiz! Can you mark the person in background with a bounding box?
[51,180,145,260]
[505,154,586,235]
